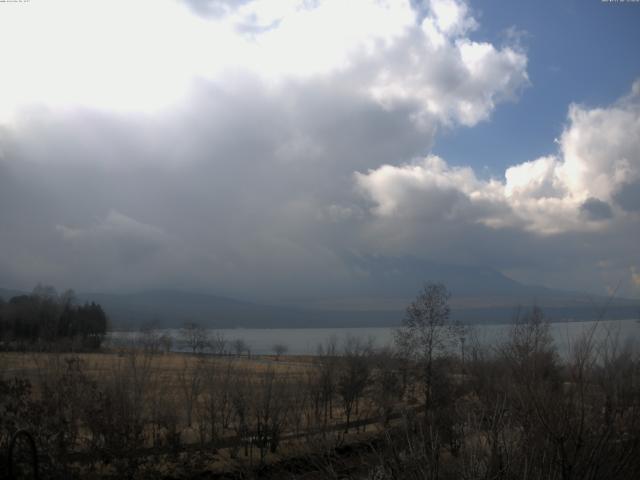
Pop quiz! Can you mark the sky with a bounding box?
[0,0,639,302]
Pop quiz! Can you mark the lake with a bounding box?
[108,318,640,357]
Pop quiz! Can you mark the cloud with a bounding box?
[182,0,252,18]
[580,198,613,221]
[365,1,528,128]
[613,181,640,213]
[56,210,170,264]
[356,80,640,235]
[0,0,527,134]
[2,1,636,300]
[354,155,491,220]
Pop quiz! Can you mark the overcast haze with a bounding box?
[1,0,639,304]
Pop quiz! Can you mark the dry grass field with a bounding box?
[0,350,313,383]
[0,347,394,478]
[2,313,640,479]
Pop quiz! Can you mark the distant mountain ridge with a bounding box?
[59,289,640,329]
[2,257,638,328]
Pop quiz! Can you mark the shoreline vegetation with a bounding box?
[1,284,639,479]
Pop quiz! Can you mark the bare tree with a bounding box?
[210,331,227,356]
[395,283,458,413]
[233,338,248,357]
[501,307,640,480]
[137,322,163,354]
[159,333,173,354]
[180,321,209,354]
[272,343,288,360]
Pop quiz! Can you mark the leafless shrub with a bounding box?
[177,355,204,428]
[371,348,403,426]
[338,336,372,433]
[251,368,290,461]
[196,356,235,444]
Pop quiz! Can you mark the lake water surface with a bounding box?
[109,318,640,357]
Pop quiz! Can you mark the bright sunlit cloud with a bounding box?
[1,1,204,117]
[0,0,417,122]
[1,0,525,129]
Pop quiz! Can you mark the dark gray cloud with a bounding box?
[614,181,640,212]
[580,198,613,221]
[0,75,429,299]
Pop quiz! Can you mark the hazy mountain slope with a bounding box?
[79,289,639,329]
[2,256,638,328]
[300,255,616,310]
[346,255,537,297]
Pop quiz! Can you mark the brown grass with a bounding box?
[0,350,313,381]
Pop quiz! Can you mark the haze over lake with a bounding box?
[108,318,640,357]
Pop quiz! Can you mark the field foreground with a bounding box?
[2,319,640,479]
[1,349,417,478]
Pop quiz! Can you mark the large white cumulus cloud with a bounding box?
[235,0,529,128]
[356,80,640,235]
[369,0,528,127]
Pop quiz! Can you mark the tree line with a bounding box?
[0,284,107,349]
